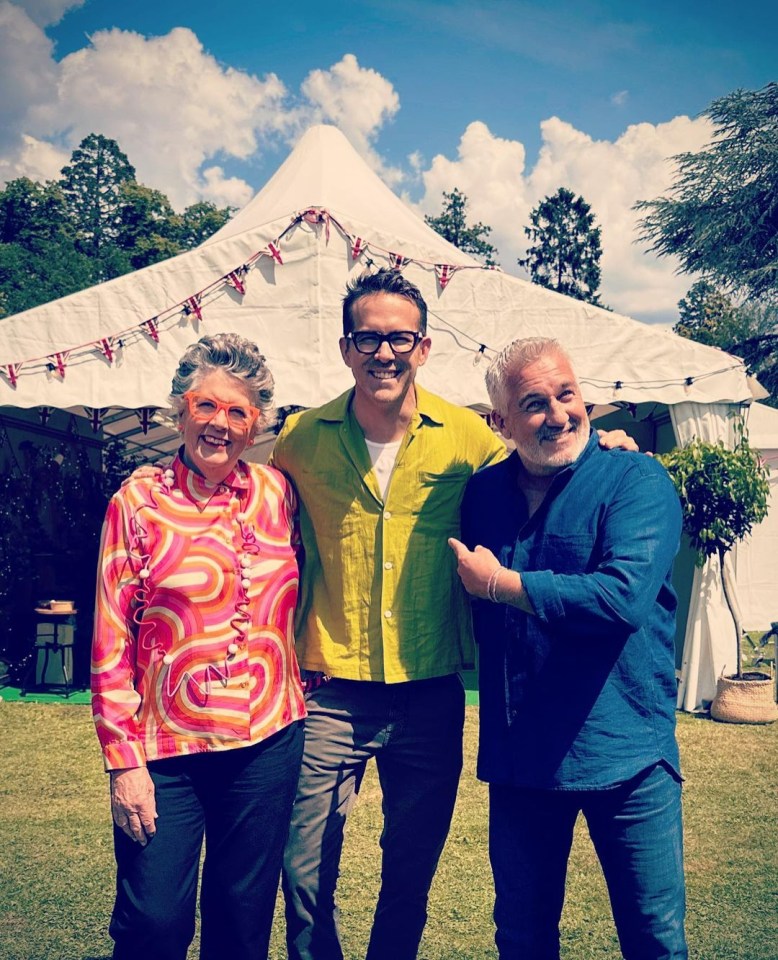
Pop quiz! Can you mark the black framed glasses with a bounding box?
[346,330,423,355]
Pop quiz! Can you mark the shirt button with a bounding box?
[383,511,392,520]
[384,609,393,619]
[384,561,393,570]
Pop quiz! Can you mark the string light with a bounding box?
[684,377,694,395]
[473,344,487,366]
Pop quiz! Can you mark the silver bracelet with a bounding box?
[487,566,502,602]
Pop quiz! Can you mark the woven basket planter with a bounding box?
[710,672,778,725]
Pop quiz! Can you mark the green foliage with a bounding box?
[519,187,605,306]
[176,201,234,250]
[59,133,136,266]
[425,188,499,266]
[0,133,234,316]
[635,82,778,303]
[675,281,778,408]
[657,425,770,567]
[0,436,140,682]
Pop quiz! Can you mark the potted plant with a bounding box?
[658,420,776,723]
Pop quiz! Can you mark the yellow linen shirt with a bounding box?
[271,385,506,682]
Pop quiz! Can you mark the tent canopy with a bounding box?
[0,124,753,427]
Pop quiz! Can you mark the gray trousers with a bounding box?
[282,675,465,960]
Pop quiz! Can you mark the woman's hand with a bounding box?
[121,464,164,487]
[110,768,158,845]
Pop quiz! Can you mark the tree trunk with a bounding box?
[718,546,743,678]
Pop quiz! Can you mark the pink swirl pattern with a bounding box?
[91,455,306,771]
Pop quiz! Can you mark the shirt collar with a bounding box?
[172,449,251,508]
[311,383,448,428]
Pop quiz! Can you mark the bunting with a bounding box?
[3,362,23,388]
[388,252,407,271]
[185,296,203,323]
[301,207,331,242]
[47,352,70,378]
[136,408,155,435]
[226,270,246,296]
[143,318,160,343]
[351,236,367,260]
[39,406,51,426]
[434,264,460,289]
[265,241,284,265]
[84,407,105,432]
[96,338,116,363]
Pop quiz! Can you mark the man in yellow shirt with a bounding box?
[273,269,505,960]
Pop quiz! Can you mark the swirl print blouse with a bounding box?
[92,455,306,771]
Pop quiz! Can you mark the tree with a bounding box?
[674,280,778,408]
[658,424,770,680]
[519,187,605,305]
[176,201,234,250]
[635,83,778,303]
[59,133,136,267]
[0,177,94,315]
[425,188,498,266]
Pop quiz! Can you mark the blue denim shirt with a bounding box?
[461,431,682,789]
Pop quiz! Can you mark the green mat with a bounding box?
[0,684,477,707]
[0,684,91,705]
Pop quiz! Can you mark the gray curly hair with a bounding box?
[159,332,276,430]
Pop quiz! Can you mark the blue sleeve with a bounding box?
[521,460,682,635]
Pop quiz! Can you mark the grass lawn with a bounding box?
[0,701,775,959]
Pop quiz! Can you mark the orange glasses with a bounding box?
[184,392,260,429]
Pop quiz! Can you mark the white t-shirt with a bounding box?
[364,437,403,499]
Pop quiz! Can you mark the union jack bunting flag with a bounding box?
[226,271,246,296]
[48,352,70,378]
[351,236,367,260]
[266,241,284,265]
[84,407,105,432]
[3,362,23,387]
[434,264,459,289]
[185,297,203,322]
[96,338,116,363]
[136,408,155,435]
[388,252,407,271]
[143,319,160,342]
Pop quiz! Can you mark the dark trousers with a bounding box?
[282,675,465,960]
[110,721,304,960]
[489,762,687,960]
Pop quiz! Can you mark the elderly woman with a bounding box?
[91,333,306,960]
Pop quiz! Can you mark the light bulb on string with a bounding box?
[684,377,694,395]
[610,380,623,401]
[473,344,487,366]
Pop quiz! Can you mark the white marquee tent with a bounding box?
[0,124,763,710]
[736,402,778,631]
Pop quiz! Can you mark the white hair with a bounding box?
[485,337,573,412]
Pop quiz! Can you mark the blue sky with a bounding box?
[2,0,775,322]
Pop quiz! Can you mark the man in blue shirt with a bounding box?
[449,337,687,960]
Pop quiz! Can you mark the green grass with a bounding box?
[0,704,775,959]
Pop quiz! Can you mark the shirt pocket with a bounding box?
[412,468,472,532]
[531,533,596,574]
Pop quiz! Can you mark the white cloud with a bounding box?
[11,0,83,27]
[416,116,713,322]
[298,54,401,184]
[611,90,629,106]
[0,23,403,207]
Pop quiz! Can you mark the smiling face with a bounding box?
[179,368,258,482]
[492,352,590,476]
[339,292,431,413]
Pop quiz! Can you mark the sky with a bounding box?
[0,0,775,325]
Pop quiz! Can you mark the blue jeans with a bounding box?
[110,721,304,960]
[282,675,465,960]
[489,762,687,960]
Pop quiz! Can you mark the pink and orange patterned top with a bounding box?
[91,455,306,771]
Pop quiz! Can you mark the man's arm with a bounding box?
[452,458,680,634]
